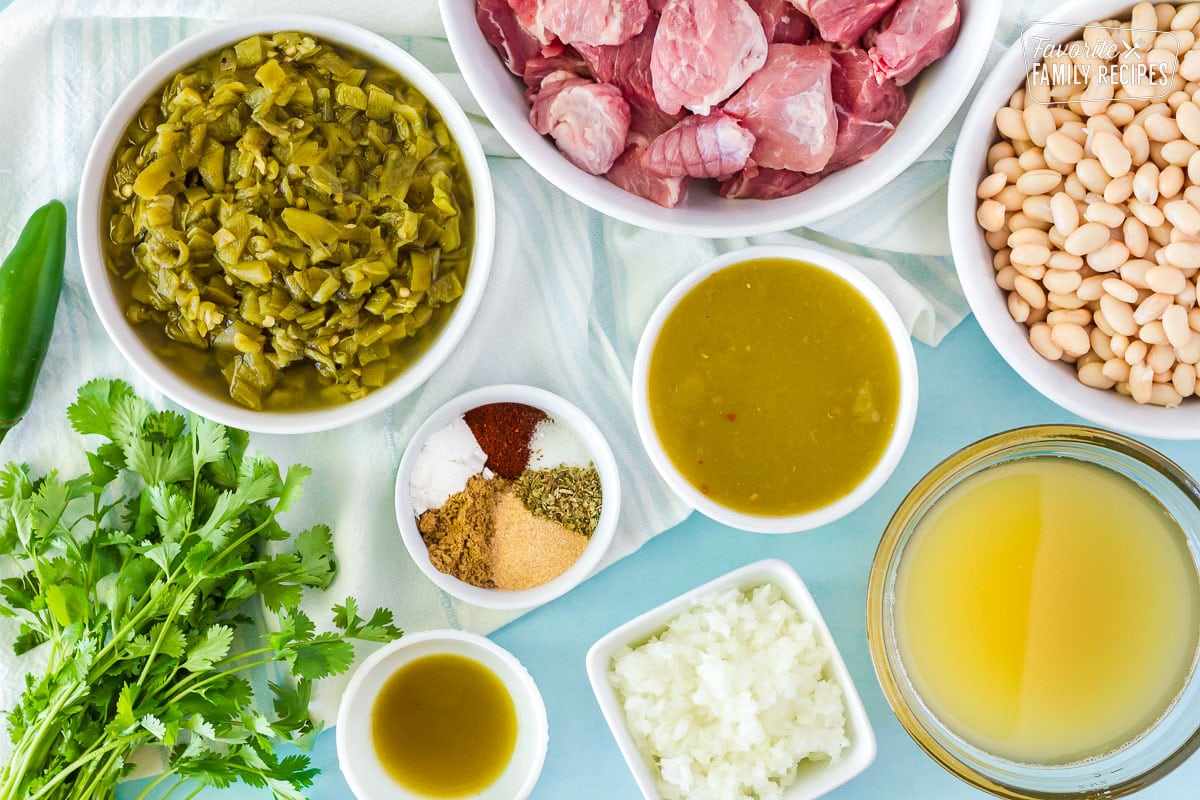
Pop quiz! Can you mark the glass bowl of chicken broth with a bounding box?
[868,425,1200,798]
[442,0,1000,236]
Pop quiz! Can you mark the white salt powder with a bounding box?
[409,417,489,515]
[527,417,592,469]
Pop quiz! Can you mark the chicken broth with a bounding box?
[896,458,1200,764]
[647,258,900,515]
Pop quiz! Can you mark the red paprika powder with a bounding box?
[463,402,547,479]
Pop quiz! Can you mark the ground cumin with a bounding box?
[418,474,509,588]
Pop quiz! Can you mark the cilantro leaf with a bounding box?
[183,625,235,673]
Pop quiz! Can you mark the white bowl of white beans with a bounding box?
[950,0,1200,439]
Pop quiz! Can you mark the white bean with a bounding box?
[1008,292,1031,323]
[1030,323,1063,360]
[1044,268,1082,294]
[1123,259,1155,288]
[1085,202,1126,227]
[1017,169,1063,195]
[1160,165,1186,198]
[977,172,1007,199]
[1101,293,1139,335]
[1050,191,1080,235]
[1078,274,1108,301]
[1164,200,1200,235]
[1046,131,1084,164]
[1134,162,1160,204]
[1019,148,1048,172]
[1023,103,1056,147]
[1163,242,1200,267]
[1104,358,1132,382]
[1179,101,1200,144]
[1174,363,1197,397]
[1146,112,1182,142]
[1135,292,1174,324]
[1164,304,1193,348]
[1013,243,1052,266]
[1078,360,1117,389]
[1091,131,1132,177]
[1015,275,1047,309]
[977,200,1006,232]
[1087,240,1130,272]
[1009,228,1050,248]
[1125,216,1151,257]
[1131,199,1167,226]
[997,107,1029,140]
[1141,320,1168,345]
[1051,322,1092,356]
[1163,139,1200,166]
[1103,277,1140,303]
[1064,222,1112,255]
[1130,362,1155,404]
[1149,383,1184,407]
[1125,123,1151,165]
[1147,264,1188,294]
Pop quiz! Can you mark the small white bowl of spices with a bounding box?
[395,385,621,610]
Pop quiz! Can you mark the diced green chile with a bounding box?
[102,32,474,410]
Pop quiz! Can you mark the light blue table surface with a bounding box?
[110,316,1200,800]
[3,1,1198,797]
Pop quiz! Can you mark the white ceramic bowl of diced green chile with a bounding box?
[78,15,495,434]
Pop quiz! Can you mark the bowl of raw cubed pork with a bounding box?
[446,0,1000,237]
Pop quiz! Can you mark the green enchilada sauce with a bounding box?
[647,259,901,515]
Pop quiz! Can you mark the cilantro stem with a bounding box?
[163,655,282,707]
[133,771,172,800]
[67,746,124,800]
[21,735,126,800]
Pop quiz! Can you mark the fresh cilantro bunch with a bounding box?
[0,380,401,800]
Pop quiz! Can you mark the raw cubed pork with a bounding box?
[826,45,908,170]
[508,0,557,45]
[478,0,544,75]
[790,0,896,44]
[724,43,836,173]
[524,50,590,97]
[746,0,811,43]
[869,0,960,85]
[720,162,821,198]
[577,14,660,110]
[644,111,755,178]
[651,0,768,115]
[774,6,812,43]
[531,71,632,175]
[608,143,692,206]
[543,0,651,46]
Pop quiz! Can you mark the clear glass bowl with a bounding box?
[867,425,1200,799]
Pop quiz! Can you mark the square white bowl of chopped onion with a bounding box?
[585,559,876,800]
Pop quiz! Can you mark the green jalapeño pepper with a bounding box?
[0,200,67,444]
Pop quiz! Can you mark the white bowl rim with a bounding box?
[948,0,1200,440]
[439,0,1002,238]
[394,383,622,610]
[631,244,919,533]
[77,14,497,435]
[585,558,877,800]
[335,629,549,800]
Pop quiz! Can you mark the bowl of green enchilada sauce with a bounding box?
[79,17,495,433]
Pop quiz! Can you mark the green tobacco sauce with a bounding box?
[648,258,901,516]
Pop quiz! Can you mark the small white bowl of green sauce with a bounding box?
[336,630,548,800]
[632,244,918,533]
